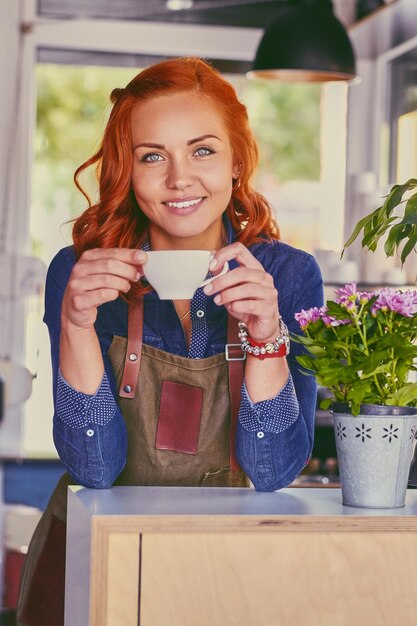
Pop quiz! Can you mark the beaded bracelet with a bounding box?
[238,317,290,359]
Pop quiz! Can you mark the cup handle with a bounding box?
[199,261,229,288]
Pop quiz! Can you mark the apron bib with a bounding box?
[17,299,248,626]
[109,339,248,487]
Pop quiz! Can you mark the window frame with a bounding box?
[373,33,417,188]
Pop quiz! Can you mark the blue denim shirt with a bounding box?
[45,217,323,492]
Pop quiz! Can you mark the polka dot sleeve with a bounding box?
[239,374,299,433]
[56,368,118,428]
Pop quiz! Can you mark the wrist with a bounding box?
[238,317,290,359]
[61,313,96,335]
[253,330,281,344]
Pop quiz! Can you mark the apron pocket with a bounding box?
[19,515,66,626]
[156,380,203,454]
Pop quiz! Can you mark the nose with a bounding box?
[165,158,194,190]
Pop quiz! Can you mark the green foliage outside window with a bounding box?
[240,79,320,182]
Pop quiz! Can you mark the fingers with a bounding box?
[211,282,276,309]
[71,288,121,313]
[62,248,147,330]
[75,248,147,282]
[204,243,280,340]
[204,264,278,304]
[73,258,141,283]
[81,247,146,266]
[70,274,133,295]
[210,242,264,273]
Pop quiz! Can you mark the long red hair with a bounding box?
[73,57,280,262]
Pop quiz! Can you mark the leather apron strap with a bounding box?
[118,297,244,470]
[226,314,245,472]
[119,297,144,399]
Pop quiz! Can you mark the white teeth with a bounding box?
[166,198,202,209]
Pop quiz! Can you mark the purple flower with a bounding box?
[335,282,377,313]
[358,291,376,304]
[318,306,334,326]
[335,282,358,302]
[295,305,351,328]
[372,288,417,317]
[342,299,358,312]
[294,307,323,328]
[321,315,351,327]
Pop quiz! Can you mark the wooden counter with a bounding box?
[66,486,417,626]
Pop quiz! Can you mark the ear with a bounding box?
[233,161,242,179]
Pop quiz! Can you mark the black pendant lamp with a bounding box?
[247,0,357,83]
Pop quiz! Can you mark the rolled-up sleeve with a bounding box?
[56,369,117,427]
[239,375,299,433]
[45,248,128,488]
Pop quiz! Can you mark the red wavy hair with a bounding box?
[73,57,280,263]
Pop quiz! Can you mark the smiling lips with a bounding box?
[164,197,205,214]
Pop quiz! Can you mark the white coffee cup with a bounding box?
[143,250,229,300]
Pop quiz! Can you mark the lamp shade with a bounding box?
[247,0,357,83]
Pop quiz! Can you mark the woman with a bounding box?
[18,57,323,625]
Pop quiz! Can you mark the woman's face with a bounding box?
[130,91,239,250]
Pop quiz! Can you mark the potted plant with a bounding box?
[293,179,417,508]
[294,285,417,508]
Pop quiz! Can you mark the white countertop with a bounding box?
[69,485,417,518]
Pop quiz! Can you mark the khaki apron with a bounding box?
[17,299,249,626]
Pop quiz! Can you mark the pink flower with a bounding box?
[295,305,351,328]
[372,288,417,317]
[294,307,322,328]
[335,282,358,302]
[342,299,357,312]
[334,282,377,313]
[321,315,351,327]
[358,291,376,304]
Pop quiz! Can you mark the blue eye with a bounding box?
[142,153,163,163]
[195,146,214,157]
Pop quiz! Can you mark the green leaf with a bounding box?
[402,193,417,224]
[346,381,372,406]
[344,179,417,256]
[361,350,392,374]
[320,397,334,410]
[386,383,417,407]
[325,301,352,320]
[383,179,417,216]
[342,211,377,253]
[400,229,417,265]
[384,223,412,257]
[360,364,391,379]
[362,223,387,249]
[304,345,327,357]
[295,354,317,371]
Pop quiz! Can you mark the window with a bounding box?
[388,46,417,182]
[233,77,347,252]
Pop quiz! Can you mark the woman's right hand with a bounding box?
[61,248,146,330]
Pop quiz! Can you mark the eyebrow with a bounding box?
[133,134,221,151]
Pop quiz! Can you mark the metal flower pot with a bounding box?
[333,404,417,509]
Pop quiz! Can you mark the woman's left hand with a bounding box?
[203,242,280,342]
